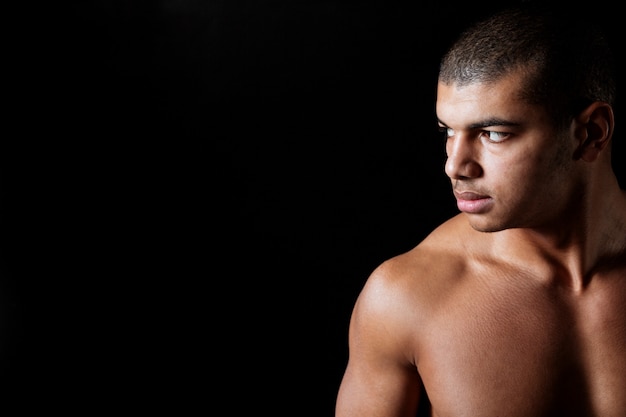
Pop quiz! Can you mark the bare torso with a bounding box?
[396,217,626,417]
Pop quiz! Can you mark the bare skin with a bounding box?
[335,70,626,417]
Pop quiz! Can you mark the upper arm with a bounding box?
[335,262,424,417]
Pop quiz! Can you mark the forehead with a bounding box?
[436,72,540,127]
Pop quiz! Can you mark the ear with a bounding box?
[573,101,614,162]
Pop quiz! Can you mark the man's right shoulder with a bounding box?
[362,215,473,307]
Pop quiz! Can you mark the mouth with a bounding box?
[453,190,493,214]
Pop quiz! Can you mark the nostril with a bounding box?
[445,156,482,179]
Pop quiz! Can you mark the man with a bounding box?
[335,3,626,416]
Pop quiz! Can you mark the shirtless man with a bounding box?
[335,3,626,416]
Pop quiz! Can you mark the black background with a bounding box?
[1,1,624,414]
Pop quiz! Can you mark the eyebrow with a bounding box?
[437,117,521,129]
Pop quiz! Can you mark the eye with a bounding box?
[438,126,455,139]
[482,130,509,143]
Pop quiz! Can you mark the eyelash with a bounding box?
[438,127,510,143]
[481,131,509,143]
[438,127,453,139]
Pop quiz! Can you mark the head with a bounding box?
[436,3,617,232]
[439,3,616,129]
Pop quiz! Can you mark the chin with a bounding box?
[470,225,502,233]
[466,216,511,233]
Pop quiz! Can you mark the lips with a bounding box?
[453,190,493,213]
[454,191,488,200]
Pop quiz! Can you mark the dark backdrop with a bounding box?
[1,1,624,415]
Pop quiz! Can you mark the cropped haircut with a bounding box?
[438,3,617,128]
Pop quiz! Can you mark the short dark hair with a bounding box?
[438,2,616,125]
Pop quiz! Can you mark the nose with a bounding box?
[444,134,482,179]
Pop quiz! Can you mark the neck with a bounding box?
[493,175,626,292]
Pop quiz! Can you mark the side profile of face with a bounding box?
[435,70,584,233]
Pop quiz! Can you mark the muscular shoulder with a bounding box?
[351,216,475,354]
[365,215,473,301]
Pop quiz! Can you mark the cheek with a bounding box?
[514,139,559,171]
[509,153,570,198]
[487,149,551,189]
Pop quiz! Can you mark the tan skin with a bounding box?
[335,69,626,417]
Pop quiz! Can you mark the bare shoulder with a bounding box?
[368,214,472,291]
[344,214,473,376]
[355,215,473,332]
[337,218,474,417]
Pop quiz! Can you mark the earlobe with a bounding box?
[574,102,613,162]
